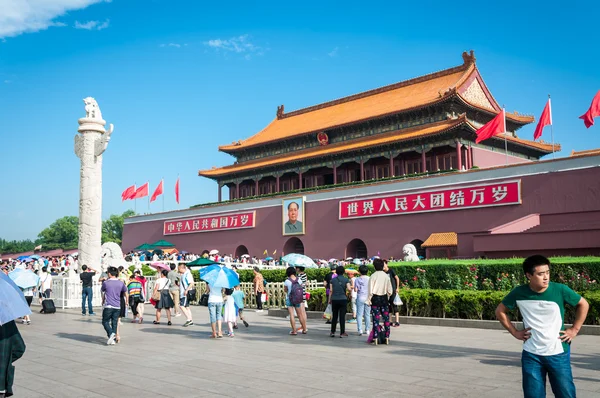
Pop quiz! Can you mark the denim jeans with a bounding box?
[522,350,576,398]
[102,308,120,337]
[208,302,223,324]
[356,298,371,333]
[82,287,93,314]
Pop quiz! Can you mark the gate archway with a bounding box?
[283,237,304,255]
[235,245,249,258]
[346,238,367,259]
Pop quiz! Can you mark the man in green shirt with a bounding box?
[495,255,589,398]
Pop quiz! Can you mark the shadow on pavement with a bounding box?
[55,332,107,345]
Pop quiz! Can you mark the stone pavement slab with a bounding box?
[11,307,600,397]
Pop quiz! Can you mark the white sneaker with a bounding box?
[257,310,264,313]
[358,330,364,336]
[175,313,182,317]
[107,333,116,345]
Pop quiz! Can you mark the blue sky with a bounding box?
[1,0,599,240]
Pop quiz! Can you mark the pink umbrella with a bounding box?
[150,262,170,271]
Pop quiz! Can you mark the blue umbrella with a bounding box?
[0,272,32,325]
[199,265,240,288]
[353,258,362,265]
[16,256,29,261]
[264,256,273,261]
[9,269,40,289]
[29,255,41,259]
[281,253,318,268]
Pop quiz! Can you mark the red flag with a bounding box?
[150,180,163,203]
[175,177,180,204]
[121,185,136,201]
[579,90,600,128]
[533,99,552,140]
[131,182,149,199]
[475,109,505,143]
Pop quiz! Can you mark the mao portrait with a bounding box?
[283,197,305,235]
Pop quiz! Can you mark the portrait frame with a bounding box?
[282,196,305,236]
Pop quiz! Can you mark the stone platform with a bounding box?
[13,307,600,397]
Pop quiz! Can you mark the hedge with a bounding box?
[193,257,600,292]
[306,288,600,325]
[128,264,157,276]
[385,257,600,292]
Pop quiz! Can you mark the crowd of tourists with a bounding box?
[2,253,592,398]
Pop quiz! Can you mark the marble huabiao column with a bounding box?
[74,98,113,272]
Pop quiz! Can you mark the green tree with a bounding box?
[0,238,38,254]
[37,216,79,250]
[102,210,136,245]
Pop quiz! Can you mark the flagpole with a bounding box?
[162,178,165,212]
[147,181,150,213]
[503,107,508,165]
[548,95,555,159]
[134,181,137,213]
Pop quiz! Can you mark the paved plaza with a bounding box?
[12,307,600,397]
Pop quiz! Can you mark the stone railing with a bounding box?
[35,276,157,310]
[191,280,323,308]
[37,276,321,310]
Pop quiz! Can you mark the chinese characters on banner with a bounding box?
[164,211,256,235]
[339,181,521,220]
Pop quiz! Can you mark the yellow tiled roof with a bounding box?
[421,232,458,248]
[219,51,533,153]
[200,118,466,177]
[201,115,558,178]
[571,148,600,157]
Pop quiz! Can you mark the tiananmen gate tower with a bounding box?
[123,51,600,259]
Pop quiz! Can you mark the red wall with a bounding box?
[123,162,600,259]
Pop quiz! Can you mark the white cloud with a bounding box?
[160,43,181,48]
[74,18,109,30]
[0,0,110,39]
[328,47,339,57]
[204,34,263,58]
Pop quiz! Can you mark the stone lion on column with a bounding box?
[83,97,102,120]
[402,244,420,262]
[100,242,128,270]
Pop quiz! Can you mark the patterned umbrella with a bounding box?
[199,265,240,288]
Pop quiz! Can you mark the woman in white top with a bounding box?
[367,259,393,345]
[21,286,35,325]
[153,269,174,325]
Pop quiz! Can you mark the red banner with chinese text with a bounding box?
[339,181,521,220]
[164,211,256,235]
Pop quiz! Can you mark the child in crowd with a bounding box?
[127,275,144,323]
[232,285,249,328]
[348,270,358,324]
[223,288,237,337]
